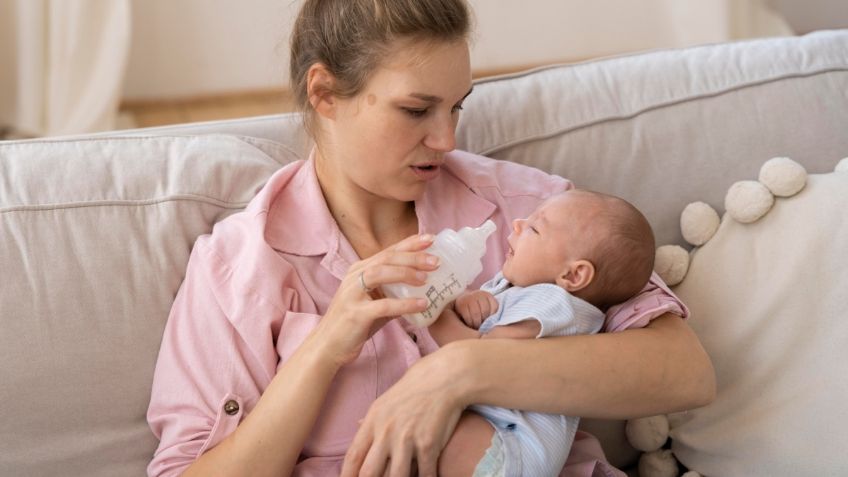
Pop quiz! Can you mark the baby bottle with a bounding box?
[382,220,497,327]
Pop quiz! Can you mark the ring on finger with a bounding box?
[358,271,374,292]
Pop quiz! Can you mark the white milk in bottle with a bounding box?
[382,220,497,327]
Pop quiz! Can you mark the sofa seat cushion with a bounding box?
[0,135,289,476]
[669,170,848,475]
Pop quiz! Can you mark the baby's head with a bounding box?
[502,189,655,310]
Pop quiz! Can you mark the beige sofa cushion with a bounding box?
[669,170,848,475]
[0,135,289,476]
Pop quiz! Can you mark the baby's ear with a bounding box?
[556,260,595,292]
[306,63,338,119]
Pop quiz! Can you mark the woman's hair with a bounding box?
[290,0,472,133]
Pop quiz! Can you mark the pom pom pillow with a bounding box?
[668,170,848,476]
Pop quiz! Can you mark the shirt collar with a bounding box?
[263,150,497,260]
[264,151,340,258]
[414,152,497,235]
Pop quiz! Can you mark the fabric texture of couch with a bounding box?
[1,30,847,476]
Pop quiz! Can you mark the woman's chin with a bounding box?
[392,184,427,202]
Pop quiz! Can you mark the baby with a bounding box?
[428,189,656,477]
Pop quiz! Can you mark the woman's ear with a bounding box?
[306,63,337,119]
[555,260,595,292]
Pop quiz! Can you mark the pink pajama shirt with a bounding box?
[147,150,688,476]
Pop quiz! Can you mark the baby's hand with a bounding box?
[454,290,498,329]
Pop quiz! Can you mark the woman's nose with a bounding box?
[424,114,457,152]
[512,219,523,234]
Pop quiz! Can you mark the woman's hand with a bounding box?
[314,233,441,367]
[340,343,473,477]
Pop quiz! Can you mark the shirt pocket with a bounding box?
[198,393,245,457]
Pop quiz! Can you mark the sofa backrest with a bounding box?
[459,30,848,246]
[1,30,846,476]
[128,30,848,247]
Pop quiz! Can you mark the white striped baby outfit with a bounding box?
[471,273,604,477]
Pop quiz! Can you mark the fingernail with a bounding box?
[416,271,427,281]
[417,298,428,307]
[426,255,440,266]
[419,234,435,242]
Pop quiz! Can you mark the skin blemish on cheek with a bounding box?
[367,94,377,105]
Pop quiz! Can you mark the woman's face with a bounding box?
[319,39,473,202]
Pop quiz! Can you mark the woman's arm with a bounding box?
[153,234,438,477]
[457,313,715,418]
[181,334,342,477]
[341,313,715,477]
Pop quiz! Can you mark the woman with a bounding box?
[147,1,715,476]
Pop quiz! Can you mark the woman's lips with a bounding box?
[410,164,441,180]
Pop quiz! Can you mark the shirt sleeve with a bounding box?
[603,271,690,333]
[146,238,283,477]
[485,285,604,338]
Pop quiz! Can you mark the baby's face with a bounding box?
[502,192,599,287]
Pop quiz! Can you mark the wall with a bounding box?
[122,0,296,100]
[122,0,827,102]
[770,0,848,33]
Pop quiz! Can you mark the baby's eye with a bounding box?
[403,108,428,118]
[530,226,539,234]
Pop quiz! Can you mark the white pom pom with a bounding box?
[682,472,703,477]
[655,245,689,286]
[836,158,848,172]
[681,202,720,246]
[638,449,679,477]
[725,180,774,223]
[625,415,669,452]
[759,157,807,197]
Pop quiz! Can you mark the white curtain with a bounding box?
[0,0,131,137]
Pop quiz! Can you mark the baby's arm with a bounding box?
[429,288,541,345]
[428,307,481,346]
[454,290,499,329]
[454,288,541,340]
[429,290,498,346]
[481,319,540,339]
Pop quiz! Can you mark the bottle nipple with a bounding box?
[465,220,497,246]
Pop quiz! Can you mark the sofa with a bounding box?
[2,30,847,477]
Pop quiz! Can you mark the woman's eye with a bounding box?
[451,103,465,113]
[403,108,428,118]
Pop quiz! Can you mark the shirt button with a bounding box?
[408,332,418,343]
[224,400,240,416]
